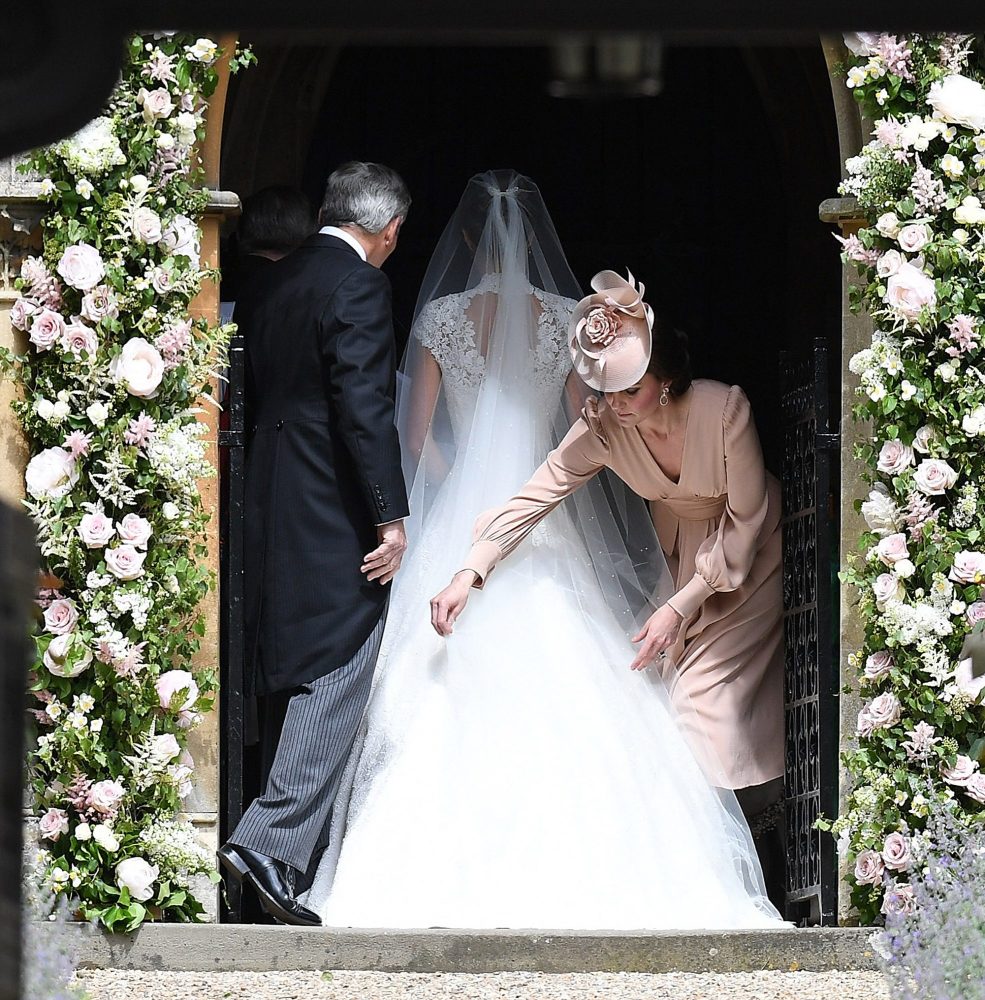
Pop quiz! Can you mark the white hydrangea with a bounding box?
[54,117,126,176]
[145,418,211,494]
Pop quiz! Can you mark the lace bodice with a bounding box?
[413,275,575,434]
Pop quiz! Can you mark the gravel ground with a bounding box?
[73,970,890,1000]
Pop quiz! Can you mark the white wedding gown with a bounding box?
[305,276,782,929]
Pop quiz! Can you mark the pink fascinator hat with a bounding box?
[568,270,653,393]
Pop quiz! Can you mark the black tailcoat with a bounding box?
[238,234,409,696]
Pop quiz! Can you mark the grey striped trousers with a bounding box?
[230,609,386,872]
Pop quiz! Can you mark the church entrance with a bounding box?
[218,37,844,924]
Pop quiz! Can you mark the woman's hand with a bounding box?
[629,604,683,671]
[430,570,478,636]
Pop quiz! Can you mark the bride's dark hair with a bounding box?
[646,313,692,397]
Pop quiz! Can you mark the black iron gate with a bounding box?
[780,337,839,925]
[218,333,247,922]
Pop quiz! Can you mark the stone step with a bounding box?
[73,925,878,974]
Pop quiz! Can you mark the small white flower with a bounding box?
[76,693,95,713]
[35,398,55,422]
[156,133,176,150]
[876,88,889,106]
[75,823,92,842]
[847,66,868,89]
[162,501,180,520]
[39,178,56,197]
[900,380,917,401]
[45,702,63,721]
[67,711,88,730]
[185,37,218,62]
[951,600,968,615]
[941,153,965,179]
[130,174,150,195]
[75,178,94,200]
[90,718,104,734]
[894,559,916,578]
[937,361,959,383]
[868,383,887,402]
[882,354,904,376]
[86,401,109,427]
[51,400,70,423]
[954,228,970,244]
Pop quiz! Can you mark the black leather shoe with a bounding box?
[218,843,321,926]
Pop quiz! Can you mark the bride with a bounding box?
[305,170,783,929]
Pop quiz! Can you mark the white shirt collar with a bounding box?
[319,226,368,262]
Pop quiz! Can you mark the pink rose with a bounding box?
[104,544,146,581]
[25,447,78,499]
[882,833,912,871]
[161,214,200,269]
[949,550,985,584]
[857,707,876,738]
[854,849,885,885]
[964,773,985,804]
[81,285,119,323]
[9,297,39,331]
[29,308,65,351]
[876,533,909,566]
[881,882,916,917]
[61,321,98,359]
[43,633,92,678]
[137,86,174,123]
[941,753,978,787]
[110,338,165,399]
[56,243,105,291]
[116,514,153,549]
[78,510,115,548]
[38,808,70,842]
[913,425,937,455]
[156,669,200,712]
[873,573,905,608]
[864,650,894,682]
[885,262,936,321]
[150,266,173,295]
[967,602,985,625]
[177,709,202,730]
[877,439,914,476]
[867,692,902,730]
[913,459,958,496]
[43,598,78,636]
[897,223,931,254]
[131,206,163,244]
[876,249,902,279]
[87,779,125,816]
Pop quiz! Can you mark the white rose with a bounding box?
[161,501,180,520]
[898,223,932,253]
[156,133,176,150]
[56,243,105,291]
[75,823,92,842]
[104,544,147,581]
[913,458,958,495]
[137,87,174,123]
[873,572,906,608]
[35,399,55,422]
[894,558,916,578]
[26,446,78,499]
[843,32,880,57]
[876,250,903,278]
[174,111,198,146]
[954,195,985,226]
[876,212,902,238]
[78,510,115,548]
[928,74,985,131]
[147,733,182,767]
[185,37,218,62]
[162,214,200,270]
[913,425,937,454]
[129,174,150,195]
[116,513,153,549]
[949,550,985,584]
[861,487,900,536]
[116,857,159,903]
[937,360,959,383]
[963,405,985,436]
[92,824,120,853]
[43,634,92,678]
[131,206,163,244]
[877,533,910,566]
[885,262,937,321]
[954,228,970,244]
[877,439,914,476]
[110,338,165,399]
[156,669,199,711]
[81,284,119,322]
[86,401,109,427]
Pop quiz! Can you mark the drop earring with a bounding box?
[659,385,670,407]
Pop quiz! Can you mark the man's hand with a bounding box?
[629,603,683,671]
[430,570,477,636]
[361,520,407,585]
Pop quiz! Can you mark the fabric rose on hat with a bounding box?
[56,243,105,291]
[110,338,165,399]
[26,447,78,499]
[580,306,621,349]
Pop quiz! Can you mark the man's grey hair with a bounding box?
[320,162,411,235]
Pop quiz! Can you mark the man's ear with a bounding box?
[385,216,403,243]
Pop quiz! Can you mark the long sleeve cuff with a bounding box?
[462,540,503,589]
[666,573,716,620]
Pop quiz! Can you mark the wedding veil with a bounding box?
[394,169,673,639]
